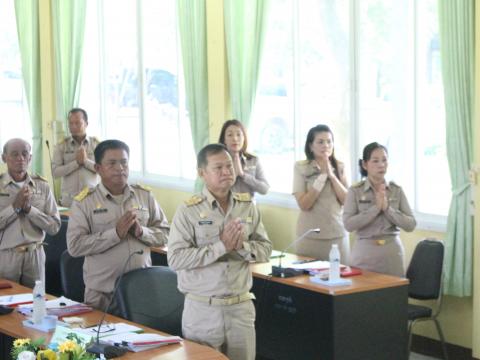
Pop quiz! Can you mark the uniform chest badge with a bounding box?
[93,203,108,214]
[198,220,213,225]
[359,195,371,204]
[0,192,9,197]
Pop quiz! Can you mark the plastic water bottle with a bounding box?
[329,244,341,282]
[32,280,46,324]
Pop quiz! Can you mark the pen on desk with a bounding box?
[269,254,285,259]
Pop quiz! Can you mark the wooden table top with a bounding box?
[0,280,227,360]
[152,246,409,296]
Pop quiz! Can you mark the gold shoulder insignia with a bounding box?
[74,187,93,202]
[352,180,365,188]
[297,159,309,165]
[32,174,48,182]
[233,192,252,202]
[133,183,152,192]
[388,180,398,187]
[185,195,204,206]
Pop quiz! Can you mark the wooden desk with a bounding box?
[0,280,227,360]
[152,246,409,360]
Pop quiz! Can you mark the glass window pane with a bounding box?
[0,0,32,148]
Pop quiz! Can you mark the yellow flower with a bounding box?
[13,338,31,348]
[57,340,77,353]
[37,349,57,360]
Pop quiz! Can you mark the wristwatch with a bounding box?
[13,206,22,214]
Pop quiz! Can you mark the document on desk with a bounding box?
[102,332,182,352]
[17,296,93,317]
[0,293,32,306]
[288,260,331,270]
[76,322,143,338]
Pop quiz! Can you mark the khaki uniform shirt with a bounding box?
[168,187,272,297]
[343,179,416,239]
[0,173,61,250]
[232,155,269,196]
[52,136,100,206]
[292,160,345,239]
[67,183,170,293]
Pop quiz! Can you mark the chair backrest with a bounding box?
[406,239,444,300]
[116,266,184,336]
[44,218,68,296]
[59,250,85,303]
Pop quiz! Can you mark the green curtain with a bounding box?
[177,0,209,191]
[438,0,475,297]
[224,0,269,127]
[14,0,42,173]
[51,0,86,136]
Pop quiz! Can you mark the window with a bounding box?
[251,0,449,224]
[0,1,32,149]
[79,0,195,182]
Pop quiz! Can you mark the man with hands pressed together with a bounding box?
[67,140,169,312]
[0,138,60,287]
[52,108,100,207]
[168,143,272,360]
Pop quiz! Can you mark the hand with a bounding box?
[231,152,244,178]
[220,218,244,251]
[12,186,30,211]
[76,146,87,165]
[116,210,137,239]
[23,187,32,213]
[375,184,388,211]
[128,219,143,238]
[312,174,328,192]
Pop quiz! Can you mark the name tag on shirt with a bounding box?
[93,208,108,214]
[359,199,371,203]
[0,193,9,197]
[198,220,213,225]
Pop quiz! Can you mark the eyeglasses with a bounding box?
[83,322,116,334]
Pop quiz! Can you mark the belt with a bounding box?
[11,243,44,253]
[186,292,255,306]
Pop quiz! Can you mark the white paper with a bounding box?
[0,293,32,306]
[288,260,331,270]
[101,332,182,352]
[76,322,142,338]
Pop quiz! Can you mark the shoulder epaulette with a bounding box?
[184,195,204,206]
[60,137,69,144]
[233,192,252,202]
[32,174,48,182]
[296,159,309,165]
[132,183,152,192]
[388,180,398,187]
[74,187,94,202]
[352,180,365,188]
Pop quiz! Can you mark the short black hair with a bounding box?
[68,108,88,123]
[359,142,388,177]
[94,139,130,164]
[197,143,229,169]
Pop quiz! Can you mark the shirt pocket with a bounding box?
[31,191,45,210]
[133,208,150,226]
[91,211,116,233]
[194,224,220,246]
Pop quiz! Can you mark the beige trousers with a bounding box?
[0,248,45,288]
[84,288,121,316]
[182,297,256,360]
[294,234,350,264]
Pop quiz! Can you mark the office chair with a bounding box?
[59,250,85,303]
[406,239,448,360]
[116,266,184,336]
[44,218,68,296]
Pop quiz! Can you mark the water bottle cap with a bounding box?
[35,280,42,285]
[332,244,338,248]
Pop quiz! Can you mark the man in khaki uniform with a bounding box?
[67,139,169,312]
[0,138,61,288]
[52,108,100,207]
[168,143,272,360]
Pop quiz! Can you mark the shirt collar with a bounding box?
[98,182,133,199]
[202,186,233,210]
[69,136,89,146]
[363,178,390,191]
[3,172,35,188]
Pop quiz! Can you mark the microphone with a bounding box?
[87,249,144,358]
[271,228,320,278]
[45,140,59,203]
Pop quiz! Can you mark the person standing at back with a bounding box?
[52,108,100,207]
[218,119,269,197]
[292,125,349,261]
[343,142,416,276]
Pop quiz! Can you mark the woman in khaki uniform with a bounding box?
[219,119,269,197]
[343,142,416,276]
[292,125,349,261]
